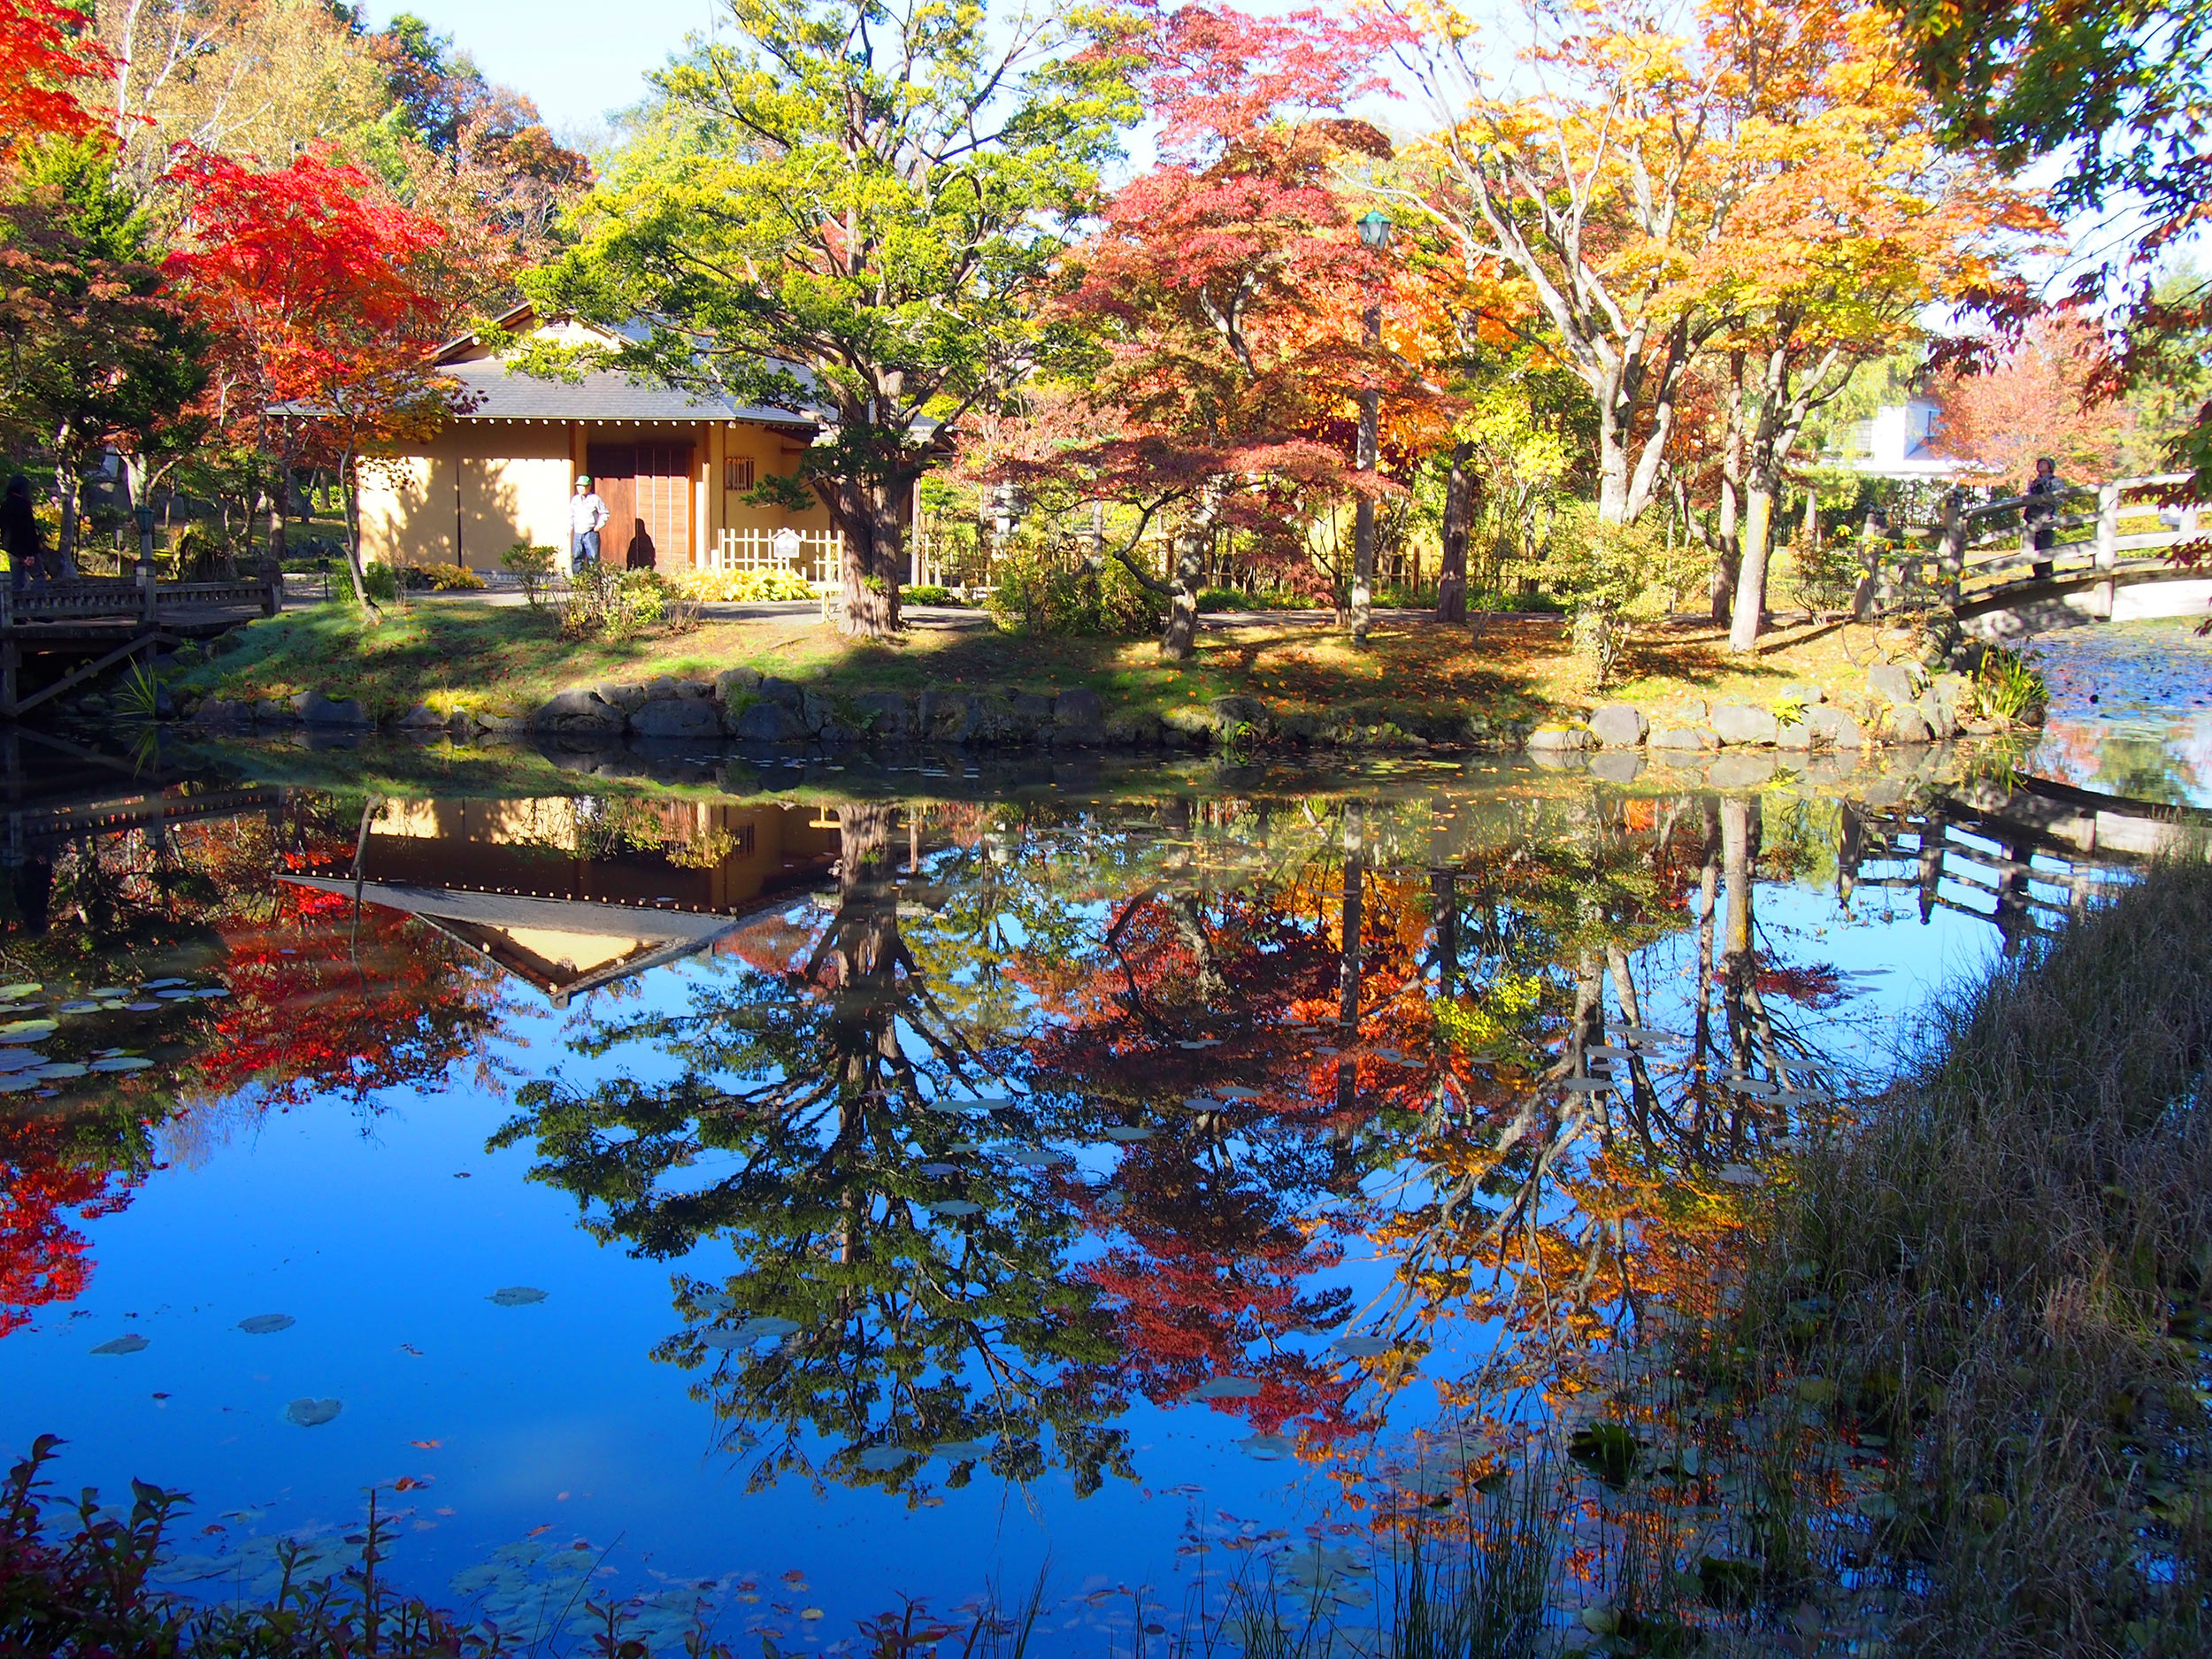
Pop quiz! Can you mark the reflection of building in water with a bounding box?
[286,796,840,1003]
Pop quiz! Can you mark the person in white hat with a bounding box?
[570,474,609,571]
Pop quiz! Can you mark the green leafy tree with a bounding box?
[522,0,1141,641]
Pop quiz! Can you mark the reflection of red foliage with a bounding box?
[0,1115,141,1338]
[1753,964,1849,1010]
[188,876,508,1106]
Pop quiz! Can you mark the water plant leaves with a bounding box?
[89,1056,152,1073]
[854,1447,913,1472]
[1568,1422,1643,1487]
[1717,1164,1763,1187]
[488,1286,548,1306]
[0,1019,57,1041]
[926,1199,982,1217]
[0,982,40,998]
[1010,1148,1069,1169]
[33,1063,87,1080]
[736,1316,799,1340]
[918,1163,959,1176]
[142,979,188,988]
[284,1398,342,1428]
[91,1334,148,1355]
[1102,1126,1153,1142]
[933,1440,988,1460]
[1332,1335,1392,1358]
[238,1314,295,1334]
[1240,1434,1293,1460]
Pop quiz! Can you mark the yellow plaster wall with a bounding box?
[459,426,571,570]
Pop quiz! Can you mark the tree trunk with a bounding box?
[1727,483,1775,652]
[51,424,80,577]
[1334,803,1364,1123]
[1436,440,1471,624]
[336,442,378,613]
[1159,488,1219,661]
[1709,358,1745,620]
[831,478,906,641]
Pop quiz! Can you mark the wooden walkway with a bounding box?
[0,571,279,718]
[1853,472,2209,633]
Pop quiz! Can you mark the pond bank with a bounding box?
[121,600,2033,757]
[1595,856,2212,1652]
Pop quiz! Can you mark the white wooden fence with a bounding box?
[707,527,847,589]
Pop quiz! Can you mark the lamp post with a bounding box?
[133,502,157,579]
[1351,209,1392,645]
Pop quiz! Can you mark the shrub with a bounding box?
[1967,641,2047,726]
[421,563,487,592]
[673,566,817,603]
[359,561,398,603]
[987,541,1164,636]
[903,583,964,607]
[500,541,558,607]
[560,567,693,641]
[1551,515,1668,689]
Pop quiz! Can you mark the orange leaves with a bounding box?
[0,0,113,157]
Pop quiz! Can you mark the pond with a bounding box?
[1,634,2206,1655]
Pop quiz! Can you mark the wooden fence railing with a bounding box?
[0,569,280,629]
[1852,472,2206,618]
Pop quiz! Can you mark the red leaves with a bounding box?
[0,0,113,155]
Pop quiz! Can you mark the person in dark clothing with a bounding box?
[0,476,43,592]
[2024,456,2063,580]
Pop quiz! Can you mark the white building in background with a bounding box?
[1832,398,1998,484]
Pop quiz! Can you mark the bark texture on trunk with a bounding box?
[1159,488,1219,661]
[1727,484,1775,652]
[824,476,908,641]
[1436,441,1471,624]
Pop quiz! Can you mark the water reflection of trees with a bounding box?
[494,787,1879,1492]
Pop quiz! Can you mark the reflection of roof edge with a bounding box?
[280,877,738,941]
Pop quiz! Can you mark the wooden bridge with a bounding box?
[0,568,280,719]
[1852,472,2210,637]
[1837,771,2211,950]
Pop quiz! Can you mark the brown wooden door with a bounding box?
[585,443,634,562]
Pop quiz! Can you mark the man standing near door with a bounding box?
[569,474,608,572]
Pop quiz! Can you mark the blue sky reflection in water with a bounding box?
[0,741,2185,1648]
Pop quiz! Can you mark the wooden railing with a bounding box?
[0,568,280,629]
[1852,473,2206,618]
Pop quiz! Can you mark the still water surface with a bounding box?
[1,626,2204,1649]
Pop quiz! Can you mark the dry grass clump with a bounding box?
[1742,854,2212,1655]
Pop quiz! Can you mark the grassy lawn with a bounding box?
[165,597,1911,728]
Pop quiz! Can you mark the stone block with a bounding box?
[595,681,649,712]
[1528,746,1590,771]
[1208,695,1274,736]
[1054,687,1108,745]
[192,698,248,725]
[1779,682,1826,706]
[1709,703,1779,746]
[714,665,764,703]
[1010,692,1056,733]
[297,693,369,726]
[851,690,914,737]
[954,694,1023,746]
[630,697,722,740]
[728,699,805,742]
[531,687,626,733]
[395,703,446,730]
[1888,704,1933,744]
[1587,703,1648,748]
[1805,706,1864,749]
[799,687,841,733]
[1673,698,1709,723]
[1649,725,1716,751]
[1525,722,1594,750]
[1103,710,1162,747]
[642,675,685,701]
[1865,664,1924,706]
[757,676,805,713]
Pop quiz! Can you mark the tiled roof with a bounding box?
[442,359,819,427]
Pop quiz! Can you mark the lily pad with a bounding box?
[1717,1164,1763,1187]
[1332,1335,1393,1358]
[99,1000,128,1011]
[0,1049,43,1074]
[933,1440,989,1460]
[926,1199,983,1217]
[195,987,231,1000]
[1586,1044,1633,1060]
[1611,1026,1678,1044]
[1240,1433,1294,1460]
[1176,1039,1220,1050]
[1725,1078,1779,1098]
[127,1003,162,1012]
[736,1316,800,1340]
[488,1286,548,1306]
[854,1447,914,1472]
[1189,1377,1263,1401]
[156,990,197,1002]
[1559,1077,1616,1094]
[284,1398,342,1428]
[87,987,127,999]
[34,1063,88,1080]
[0,982,41,998]
[694,1290,735,1315]
[0,1077,38,1093]
[1102,1126,1153,1142]
[91,1333,149,1355]
[918,1162,959,1177]
[1215,1086,1261,1101]
[89,1056,153,1073]
[1010,1148,1069,1169]
[0,1019,57,1041]
[1181,1095,1220,1111]
[238,1314,295,1334]
[142,978,188,989]
[698,1328,749,1350]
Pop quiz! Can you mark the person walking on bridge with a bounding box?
[0,476,46,593]
[2024,456,2063,581]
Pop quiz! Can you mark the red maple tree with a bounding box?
[0,0,111,157]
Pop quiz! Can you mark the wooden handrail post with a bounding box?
[1939,488,1963,606]
[2094,480,2119,618]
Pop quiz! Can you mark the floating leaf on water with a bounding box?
[918,1162,958,1177]
[698,1329,750,1350]
[736,1316,800,1340]
[99,1001,128,1010]
[34,1063,88,1080]
[694,1290,735,1315]
[933,1440,988,1460]
[87,987,127,999]
[142,978,188,989]
[1725,1078,1779,1098]
[1314,1045,1340,1056]
[1177,1039,1220,1050]
[237,1314,295,1334]
[488,1286,548,1306]
[91,1333,149,1355]
[1559,1077,1616,1094]
[1215,1086,1260,1100]
[0,1019,57,1041]
[1188,1377,1262,1401]
[925,1100,975,1115]
[926,1199,983,1217]
[0,983,40,998]
[854,1447,914,1473]
[156,990,197,1001]
[1586,1044,1632,1060]
[1717,1164,1763,1186]
[1181,1095,1219,1111]
[127,1003,162,1012]
[1568,1422,1643,1486]
[1240,1434,1293,1460]
[195,988,230,1000]
[1333,1335,1392,1358]
[0,1049,42,1074]
[1372,1048,1408,1064]
[1010,1148,1069,1169]
[1102,1126,1153,1142]
[0,1077,37,1093]
[284,1398,342,1428]
[89,1056,152,1073]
